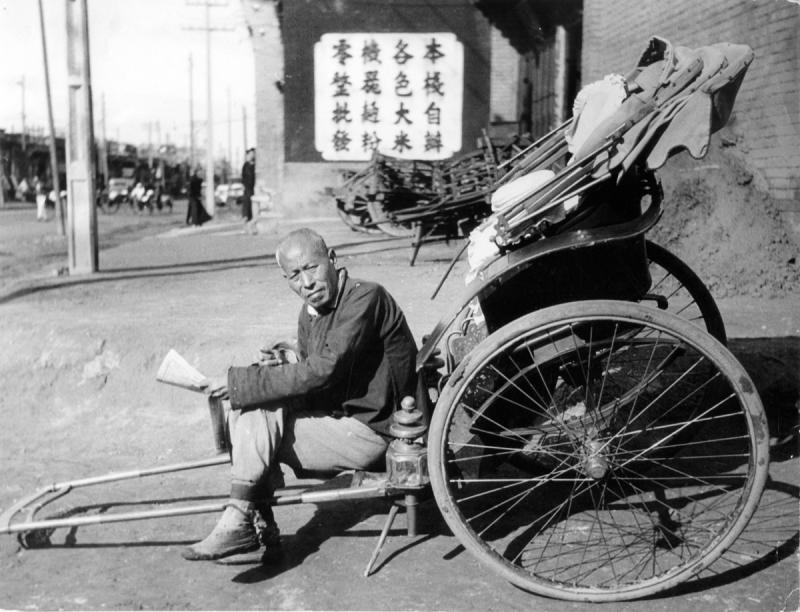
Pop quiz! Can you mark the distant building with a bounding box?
[0,131,66,198]
[0,131,191,199]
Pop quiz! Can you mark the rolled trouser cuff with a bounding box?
[230,481,262,502]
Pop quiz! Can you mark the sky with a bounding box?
[0,0,256,164]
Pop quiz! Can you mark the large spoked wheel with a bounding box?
[429,300,768,602]
[644,240,726,344]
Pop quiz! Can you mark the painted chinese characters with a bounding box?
[314,33,464,161]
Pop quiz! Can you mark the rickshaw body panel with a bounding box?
[415,201,662,371]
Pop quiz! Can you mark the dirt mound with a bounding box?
[650,136,799,298]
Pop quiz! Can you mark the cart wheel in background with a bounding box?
[428,300,768,602]
[105,198,121,214]
[336,197,382,234]
[644,240,726,344]
[367,199,415,238]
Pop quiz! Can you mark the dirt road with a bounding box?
[0,201,797,611]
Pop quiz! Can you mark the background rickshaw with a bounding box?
[331,132,530,246]
[0,38,769,602]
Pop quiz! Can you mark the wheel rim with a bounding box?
[644,240,726,343]
[430,301,767,601]
[336,197,382,234]
[366,199,416,237]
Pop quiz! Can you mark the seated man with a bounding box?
[183,228,418,561]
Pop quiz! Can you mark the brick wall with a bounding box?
[581,0,800,211]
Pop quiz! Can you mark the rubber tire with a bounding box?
[428,300,768,602]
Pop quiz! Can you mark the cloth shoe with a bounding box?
[214,507,283,566]
[254,509,283,563]
[182,502,259,561]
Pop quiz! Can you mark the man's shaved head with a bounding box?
[276,228,339,310]
[276,228,328,268]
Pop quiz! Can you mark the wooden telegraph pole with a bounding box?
[65,0,98,274]
[241,105,247,152]
[38,0,66,235]
[185,0,232,218]
[227,86,232,182]
[18,76,26,152]
[188,54,195,169]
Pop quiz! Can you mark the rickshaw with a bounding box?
[0,38,769,602]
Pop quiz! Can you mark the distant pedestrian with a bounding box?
[35,178,48,221]
[17,177,30,202]
[241,148,255,223]
[0,172,10,204]
[186,167,211,226]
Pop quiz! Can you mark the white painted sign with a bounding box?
[314,32,464,161]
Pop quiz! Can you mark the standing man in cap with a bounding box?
[183,227,418,561]
[241,148,256,224]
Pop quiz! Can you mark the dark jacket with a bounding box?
[188,174,203,199]
[227,272,418,436]
[241,160,255,195]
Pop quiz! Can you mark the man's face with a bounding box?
[246,150,255,163]
[278,240,339,310]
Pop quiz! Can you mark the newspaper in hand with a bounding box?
[156,349,209,393]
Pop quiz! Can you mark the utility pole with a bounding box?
[38,0,65,235]
[185,0,231,217]
[18,75,26,152]
[226,86,232,182]
[99,92,109,187]
[188,54,195,169]
[65,0,98,274]
[204,1,213,215]
[147,121,153,167]
[242,104,247,152]
[0,130,6,209]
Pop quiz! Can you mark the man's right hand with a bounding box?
[257,348,285,367]
[256,345,298,367]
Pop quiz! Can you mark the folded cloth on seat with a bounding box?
[645,42,754,169]
[607,44,707,172]
[566,74,628,156]
[490,169,555,212]
[466,218,500,284]
[569,37,678,164]
[565,36,753,180]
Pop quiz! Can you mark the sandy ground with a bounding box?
[0,199,797,611]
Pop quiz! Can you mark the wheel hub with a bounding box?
[582,439,609,479]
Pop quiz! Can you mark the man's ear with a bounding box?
[328,248,337,264]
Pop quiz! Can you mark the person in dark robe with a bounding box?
[186,167,211,226]
[241,148,256,223]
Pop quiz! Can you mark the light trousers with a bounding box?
[36,194,47,220]
[227,404,388,501]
